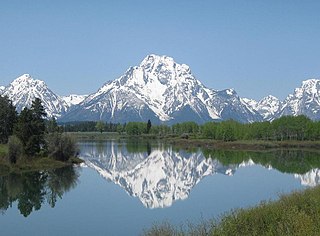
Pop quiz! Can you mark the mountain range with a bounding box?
[1,54,320,123]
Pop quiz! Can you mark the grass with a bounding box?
[142,186,320,236]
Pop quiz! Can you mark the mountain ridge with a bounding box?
[1,55,320,123]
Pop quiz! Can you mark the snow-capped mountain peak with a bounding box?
[2,74,68,118]
[279,78,320,119]
[61,54,263,123]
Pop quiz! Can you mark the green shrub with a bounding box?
[8,135,23,164]
[46,133,78,162]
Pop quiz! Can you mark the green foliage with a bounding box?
[199,115,320,142]
[126,122,147,135]
[172,122,199,135]
[62,121,121,132]
[212,186,320,235]
[0,144,8,159]
[0,95,17,143]
[7,135,23,164]
[46,133,78,162]
[46,117,60,133]
[95,121,106,133]
[143,186,320,236]
[14,99,47,157]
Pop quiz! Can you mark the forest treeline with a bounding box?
[61,115,320,141]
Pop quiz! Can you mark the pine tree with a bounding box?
[0,96,17,143]
[14,98,47,156]
[147,119,152,134]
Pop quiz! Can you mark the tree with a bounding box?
[47,117,60,133]
[14,98,47,156]
[46,133,78,162]
[95,121,106,133]
[7,135,23,164]
[0,96,17,143]
[146,119,152,134]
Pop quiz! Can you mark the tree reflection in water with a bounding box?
[0,166,79,217]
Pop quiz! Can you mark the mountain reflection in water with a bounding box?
[0,166,79,217]
[79,141,320,209]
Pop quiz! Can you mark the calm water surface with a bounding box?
[1,140,320,235]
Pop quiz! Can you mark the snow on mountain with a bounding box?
[255,95,282,121]
[279,79,320,120]
[242,98,258,111]
[2,74,68,118]
[62,94,87,107]
[61,54,262,123]
[79,141,239,208]
[0,86,4,93]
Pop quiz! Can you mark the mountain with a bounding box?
[1,74,68,118]
[2,57,320,123]
[61,54,262,123]
[242,95,282,121]
[62,94,87,107]
[278,79,320,120]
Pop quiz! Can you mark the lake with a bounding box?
[1,140,320,235]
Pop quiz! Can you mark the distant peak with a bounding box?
[263,95,279,101]
[140,54,174,66]
[225,88,236,96]
[301,78,320,87]
[17,73,32,80]
[11,74,46,87]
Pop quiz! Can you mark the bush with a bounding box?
[8,135,23,164]
[46,133,78,162]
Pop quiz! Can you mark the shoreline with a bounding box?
[0,146,84,176]
[67,132,320,151]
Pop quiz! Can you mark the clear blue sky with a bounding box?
[1,0,320,100]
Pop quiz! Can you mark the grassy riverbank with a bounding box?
[143,185,320,236]
[0,143,83,176]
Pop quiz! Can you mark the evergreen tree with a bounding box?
[14,98,47,156]
[47,117,60,133]
[147,119,152,134]
[14,107,34,154]
[0,96,17,143]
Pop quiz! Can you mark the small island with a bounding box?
[0,96,82,175]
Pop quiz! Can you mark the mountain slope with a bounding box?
[61,54,262,123]
[278,79,320,119]
[1,74,68,118]
[61,94,87,107]
[256,95,281,121]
